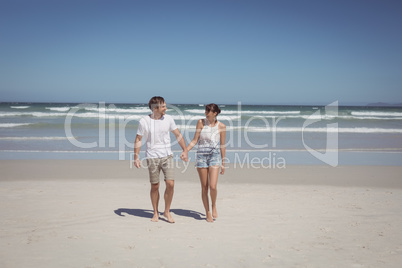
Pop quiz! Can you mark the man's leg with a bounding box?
[150,182,160,222]
[161,155,175,223]
[163,179,175,223]
[147,158,161,222]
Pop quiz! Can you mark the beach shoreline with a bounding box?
[2,159,402,187]
[1,160,402,267]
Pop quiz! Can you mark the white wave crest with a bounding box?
[46,107,71,112]
[0,136,71,140]
[0,111,68,117]
[185,109,300,115]
[10,106,30,109]
[0,123,32,128]
[244,110,300,115]
[0,112,31,117]
[82,106,150,114]
[340,115,402,120]
[351,111,402,117]
[169,114,241,121]
[178,125,402,133]
[184,109,207,114]
[274,127,402,133]
[32,112,68,117]
[0,112,18,117]
[114,108,150,113]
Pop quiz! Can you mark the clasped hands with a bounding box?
[180,150,189,162]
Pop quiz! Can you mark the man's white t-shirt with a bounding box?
[137,114,178,159]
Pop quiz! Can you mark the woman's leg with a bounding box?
[208,166,220,219]
[197,167,213,222]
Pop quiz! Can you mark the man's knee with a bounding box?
[165,180,174,189]
[151,182,160,191]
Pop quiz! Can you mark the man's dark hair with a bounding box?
[148,96,165,110]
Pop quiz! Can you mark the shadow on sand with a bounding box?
[114,208,205,221]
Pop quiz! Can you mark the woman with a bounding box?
[187,103,226,222]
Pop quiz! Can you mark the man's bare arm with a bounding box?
[134,134,142,168]
[172,128,188,161]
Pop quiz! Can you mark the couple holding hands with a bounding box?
[134,96,226,223]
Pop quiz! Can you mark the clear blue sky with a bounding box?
[1,0,401,105]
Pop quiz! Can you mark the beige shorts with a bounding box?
[146,155,174,184]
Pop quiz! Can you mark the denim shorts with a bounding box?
[196,150,221,168]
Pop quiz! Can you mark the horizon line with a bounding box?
[1,101,402,107]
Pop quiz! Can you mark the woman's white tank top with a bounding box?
[197,120,220,154]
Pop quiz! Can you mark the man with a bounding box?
[134,96,188,223]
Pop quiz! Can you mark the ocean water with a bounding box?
[1,102,401,166]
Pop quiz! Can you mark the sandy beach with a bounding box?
[1,160,402,267]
